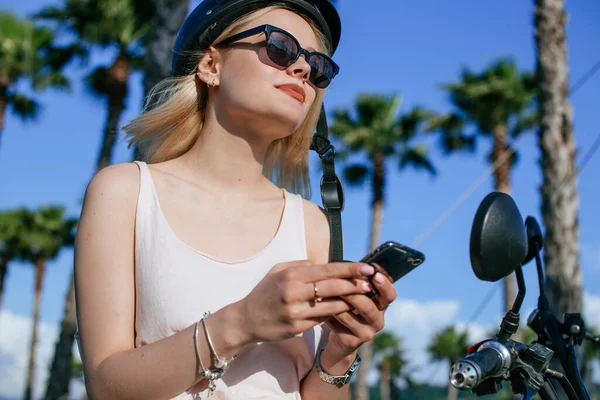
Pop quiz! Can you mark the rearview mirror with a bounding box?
[469,192,528,282]
[522,216,544,266]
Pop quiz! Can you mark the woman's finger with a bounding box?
[301,297,354,319]
[341,294,380,326]
[302,278,372,302]
[333,310,366,336]
[291,262,376,283]
[370,271,397,307]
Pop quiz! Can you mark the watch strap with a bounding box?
[315,344,361,388]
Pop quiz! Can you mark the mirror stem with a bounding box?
[512,265,526,313]
[498,266,526,342]
[534,247,550,312]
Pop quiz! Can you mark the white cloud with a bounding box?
[377,298,495,386]
[0,310,84,400]
[390,298,460,331]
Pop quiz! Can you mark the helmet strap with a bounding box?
[311,105,345,262]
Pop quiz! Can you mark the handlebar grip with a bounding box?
[450,347,507,390]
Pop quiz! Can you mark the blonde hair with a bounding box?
[123,4,332,198]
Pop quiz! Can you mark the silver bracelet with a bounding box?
[199,311,237,394]
[193,320,208,378]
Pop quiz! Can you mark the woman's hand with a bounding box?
[235,260,376,345]
[324,271,398,357]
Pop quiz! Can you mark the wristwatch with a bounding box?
[315,343,362,388]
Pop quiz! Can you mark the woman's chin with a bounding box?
[271,103,308,128]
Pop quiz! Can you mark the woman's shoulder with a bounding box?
[301,199,331,264]
[83,162,141,214]
[87,162,140,191]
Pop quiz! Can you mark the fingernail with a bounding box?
[360,265,375,276]
[362,282,372,292]
[374,273,385,284]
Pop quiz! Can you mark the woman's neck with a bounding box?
[179,115,274,194]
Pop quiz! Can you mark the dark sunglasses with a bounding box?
[218,24,340,89]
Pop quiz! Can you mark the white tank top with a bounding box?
[133,161,328,399]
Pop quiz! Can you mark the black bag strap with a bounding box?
[310,105,344,262]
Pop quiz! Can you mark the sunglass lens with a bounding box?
[308,55,334,88]
[267,31,297,67]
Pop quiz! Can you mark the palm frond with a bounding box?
[399,145,437,176]
[396,106,435,142]
[32,70,70,91]
[439,59,536,135]
[329,109,357,135]
[32,7,69,23]
[342,164,370,187]
[8,93,40,120]
[441,133,477,154]
[512,110,538,136]
[329,93,437,181]
[85,66,110,97]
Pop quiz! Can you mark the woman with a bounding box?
[74,1,398,398]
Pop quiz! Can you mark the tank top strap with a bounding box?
[133,161,161,233]
[278,190,308,259]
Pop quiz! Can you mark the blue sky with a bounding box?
[0,0,599,396]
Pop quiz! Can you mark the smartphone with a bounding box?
[360,241,425,296]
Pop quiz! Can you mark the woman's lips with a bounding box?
[276,84,306,103]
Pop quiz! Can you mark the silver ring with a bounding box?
[313,283,323,303]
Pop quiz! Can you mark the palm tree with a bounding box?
[427,59,537,317]
[36,2,151,397]
[133,0,189,160]
[372,331,410,400]
[18,206,77,400]
[0,12,71,150]
[427,325,469,400]
[533,0,582,319]
[0,208,28,313]
[329,93,436,400]
[136,0,188,99]
[36,0,150,170]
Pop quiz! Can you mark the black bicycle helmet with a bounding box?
[171,0,341,77]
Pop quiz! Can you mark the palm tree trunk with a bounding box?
[447,362,458,400]
[135,0,190,160]
[44,274,76,400]
[490,125,518,317]
[97,50,130,170]
[24,258,46,400]
[379,360,391,400]
[534,0,582,319]
[0,257,7,313]
[356,152,386,400]
[44,50,131,400]
[369,152,386,251]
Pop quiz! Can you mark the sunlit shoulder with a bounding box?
[82,162,140,217]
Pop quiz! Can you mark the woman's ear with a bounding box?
[196,46,222,87]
